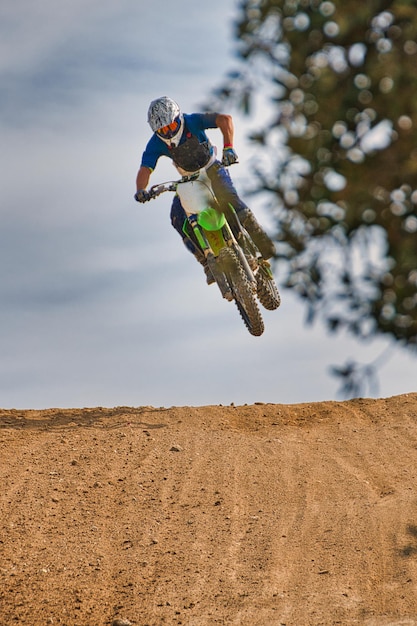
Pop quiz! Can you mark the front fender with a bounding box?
[197,207,226,231]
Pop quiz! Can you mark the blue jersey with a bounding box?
[140,112,218,171]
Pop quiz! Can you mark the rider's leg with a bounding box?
[170,196,215,285]
[206,161,276,259]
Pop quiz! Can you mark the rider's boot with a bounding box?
[181,237,215,285]
[203,263,215,285]
[238,208,276,259]
[197,255,215,285]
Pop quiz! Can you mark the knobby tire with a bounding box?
[218,247,264,337]
[256,266,281,311]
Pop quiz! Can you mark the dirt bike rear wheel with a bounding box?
[256,263,281,311]
[218,247,264,337]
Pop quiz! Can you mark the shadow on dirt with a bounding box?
[399,525,417,557]
[0,406,168,432]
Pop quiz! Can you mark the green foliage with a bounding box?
[209,0,417,351]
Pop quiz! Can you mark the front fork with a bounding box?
[187,214,233,300]
[184,211,257,299]
[185,214,209,256]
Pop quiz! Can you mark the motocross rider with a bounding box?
[135,96,275,284]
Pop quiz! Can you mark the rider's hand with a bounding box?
[134,189,150,203]
[222,147,238,166]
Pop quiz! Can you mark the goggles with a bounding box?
[157,116,181,139]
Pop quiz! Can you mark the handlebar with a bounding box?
[146,173,201,201]
[144,161,237,202]
[147,183,176,199]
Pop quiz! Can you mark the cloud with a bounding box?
[0,0,236,128]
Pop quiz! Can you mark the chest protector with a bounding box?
[169,132,212,173]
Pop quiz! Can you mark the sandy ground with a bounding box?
[1,394,417,626]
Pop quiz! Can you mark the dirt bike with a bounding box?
[144,170,281,337]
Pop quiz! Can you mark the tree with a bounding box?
[207,0,417,394]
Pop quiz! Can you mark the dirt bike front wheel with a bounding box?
[218,247,264,337]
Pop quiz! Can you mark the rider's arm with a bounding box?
[137,134,167,191]
[136,166,152,191]
[215,114,234,148]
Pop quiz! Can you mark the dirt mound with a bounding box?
[1,394,417,625]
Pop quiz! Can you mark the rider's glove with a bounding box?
[222,146,238,167]
[134,189,150,203]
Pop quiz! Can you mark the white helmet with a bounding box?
[147,96,182,135]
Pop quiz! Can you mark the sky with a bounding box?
[0,0,415,410]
